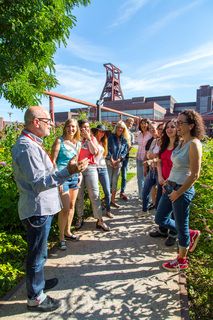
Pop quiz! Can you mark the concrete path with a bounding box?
[0,176,183,320]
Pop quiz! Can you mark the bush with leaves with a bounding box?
[0,232,27,297]
[187,138,213,320]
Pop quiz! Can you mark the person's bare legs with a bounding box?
[65,188,79,236]
[151,185,157,206]
[58,191,70,241]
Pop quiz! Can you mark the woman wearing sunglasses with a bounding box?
[155,110,205,271]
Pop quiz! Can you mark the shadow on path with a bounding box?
[0,176,182,320]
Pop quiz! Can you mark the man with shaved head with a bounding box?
[12,106,88,312]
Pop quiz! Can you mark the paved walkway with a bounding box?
[0,176,185,320]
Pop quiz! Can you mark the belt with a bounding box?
[167,181,182,188]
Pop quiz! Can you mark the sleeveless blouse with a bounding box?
[56,137,81,171]
[95,144,107,168]
[168,140,201,185]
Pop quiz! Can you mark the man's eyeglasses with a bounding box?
[37,118,52,125]
[176,120,188,126]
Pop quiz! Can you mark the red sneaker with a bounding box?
[162,256,188,272]
[189,229,201,253]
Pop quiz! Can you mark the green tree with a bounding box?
[0,0,90,109]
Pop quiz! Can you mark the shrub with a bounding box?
[187,138,213,320]
[0,232,27,296]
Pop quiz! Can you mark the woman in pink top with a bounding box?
[149,119,179,246]
[136,119,152,200]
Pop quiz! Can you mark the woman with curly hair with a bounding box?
[106,120,129,208]
[155,110,205,271]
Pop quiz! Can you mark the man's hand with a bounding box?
[67,157,89,175]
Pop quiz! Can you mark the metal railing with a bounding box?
[44,91,140,123]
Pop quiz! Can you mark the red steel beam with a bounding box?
[44,90,139,119]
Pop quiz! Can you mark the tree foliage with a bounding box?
[0,0,90,109]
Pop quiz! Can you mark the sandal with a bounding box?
[106,211,114,218]
[96,221,110,232]
[110,202,120,208]
[65,234,80,241]
[120,193,128,201]
[75,218,84,230]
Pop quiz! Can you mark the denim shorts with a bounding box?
[62,174,79,192]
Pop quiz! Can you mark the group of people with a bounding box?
[50,117,134,250]
[135,112,205,271]
[12,105,205,312]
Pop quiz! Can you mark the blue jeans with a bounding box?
[98,167,111,211]
[155,183,163,210]
[136,159,145,200]
[107,165,121,192]
[62,173,79,192]
[142,168,157,211]
[155,186,195,248]
[22,215,53,299]
[121,157,129,193]
[155,184,177,238]
[76,166,102,219]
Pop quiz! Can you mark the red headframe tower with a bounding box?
[100,63,124,102]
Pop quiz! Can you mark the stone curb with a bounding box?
[179,272,190,320]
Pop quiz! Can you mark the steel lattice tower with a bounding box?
[100,63,124,101]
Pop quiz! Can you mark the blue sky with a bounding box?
[1,0,213,121]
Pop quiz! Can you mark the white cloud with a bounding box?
[155,42,213,71]
[66,35,114,63]
[122,42,213,96]
[110,0,149,28]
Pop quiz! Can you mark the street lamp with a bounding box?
[8,112,13,124]
[96,99,103,122]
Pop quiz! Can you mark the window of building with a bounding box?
[199,96,209,114]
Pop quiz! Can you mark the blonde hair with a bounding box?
[63,118,80,141]
[126,117,134,124]
[114,120,131,146]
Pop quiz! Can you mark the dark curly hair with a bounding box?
[180,110,206,140]
[159,119,179,156]
[138,118,150,132]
